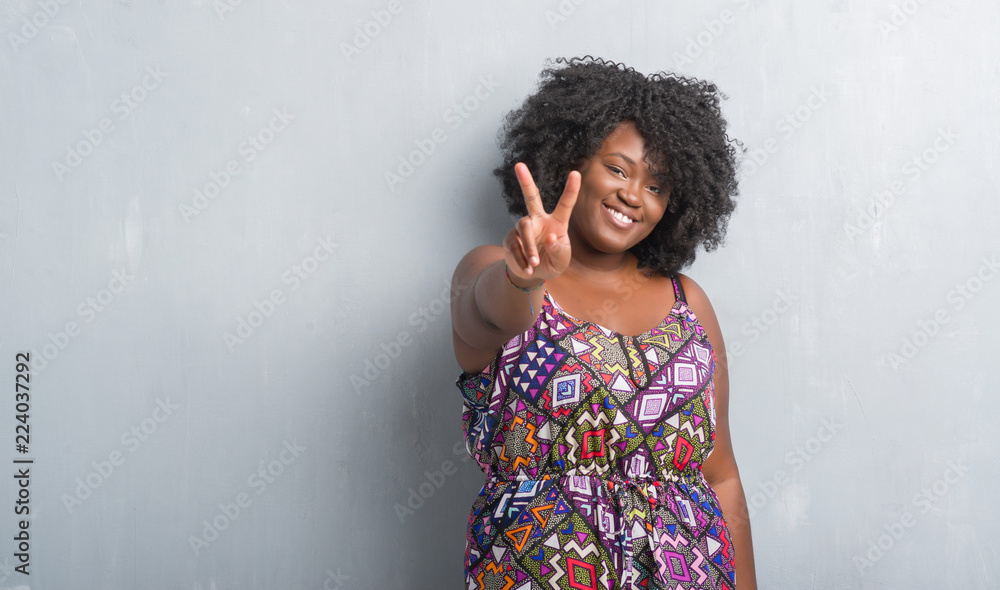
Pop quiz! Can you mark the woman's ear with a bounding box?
[664,188,678,213]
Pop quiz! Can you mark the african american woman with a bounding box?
[451,57,757,590]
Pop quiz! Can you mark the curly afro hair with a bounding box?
[494,56,742,276]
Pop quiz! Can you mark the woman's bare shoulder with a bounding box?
[676,273,725,343]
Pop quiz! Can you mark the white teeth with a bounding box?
[606,206,634,224]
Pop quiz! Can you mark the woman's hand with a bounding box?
[502,163,580,284]
[452,163,581,373]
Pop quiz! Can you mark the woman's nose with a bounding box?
[617,184,641,206]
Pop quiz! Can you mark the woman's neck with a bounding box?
[562,250,642,285]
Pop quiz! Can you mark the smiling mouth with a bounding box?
[604,204,636,225]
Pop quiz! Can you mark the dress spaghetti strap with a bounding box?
[671,274,687,304]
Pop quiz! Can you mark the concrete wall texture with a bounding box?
[1,0,997,588]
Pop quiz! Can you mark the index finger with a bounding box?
[514,163,546,217]
[549,170,580,225]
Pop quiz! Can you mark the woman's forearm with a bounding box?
[472,258,545,336]
[452,247,547,368]
[712,476,758,589]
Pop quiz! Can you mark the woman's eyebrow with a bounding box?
[607,152,636,165]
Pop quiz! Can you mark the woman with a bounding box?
[451,57,757,589]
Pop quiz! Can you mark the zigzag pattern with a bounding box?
[562,539,600,559]
[679,419,706,444]
[546,552,564,590]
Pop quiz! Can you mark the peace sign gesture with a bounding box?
[503,163,581,284]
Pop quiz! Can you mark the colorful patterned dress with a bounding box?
[456,276,736,589]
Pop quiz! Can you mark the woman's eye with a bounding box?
[607,165,625,177]
[647,186,662,194]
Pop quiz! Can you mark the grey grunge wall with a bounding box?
[1,0,997,588]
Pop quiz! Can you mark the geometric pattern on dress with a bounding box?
[510,332,567,405]
[457,276,736,589]
[544,361,599,422]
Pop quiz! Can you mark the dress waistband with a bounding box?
[485,469,701,487]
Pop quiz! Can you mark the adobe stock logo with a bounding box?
[340,0,402,61]
[854,459,969,575]
[746,417,842,517]
[212,0,251,20]
[670,7,738,68]
[29,268,135,374]
[882,255,997,370]
[179,107,296,223]
[351,279,465,393]
[7,0,71,53]
[188,439,306,556]
[877,0,931,37]
[843,127,958,242]
[50,67,169,182]
[727,288,797,359]
[223,235,337,352]
[384,76,500,193]
[393,460,459,524]
[62,398,180,514]
[741,85,832,180]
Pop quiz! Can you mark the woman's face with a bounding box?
[567,121,670,256]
